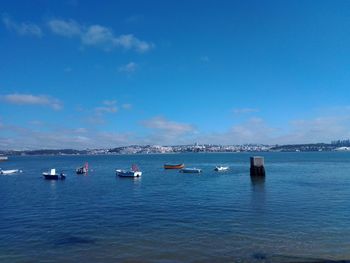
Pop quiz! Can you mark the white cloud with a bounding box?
[276,115,350,144]
[118,62,138,73]
[2,15,42,37]
[3,106,350,149]
[1,93,62,110]
[81,25,114,47]
[114,34,153,52]
[47,19,81,37]
[47,18,153,52]
[232,108,259,114]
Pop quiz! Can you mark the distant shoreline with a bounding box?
[2,142,350,156]
[4,150,350,158]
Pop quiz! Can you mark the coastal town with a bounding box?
[2,140,350,156]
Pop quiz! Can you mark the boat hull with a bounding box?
[180,168,201,174]
[214,166,229,172]
[76,168,88,175]
[116,170,142,177]
[164,164,184,169]
[43,173,66,180]
[0,169,19,175]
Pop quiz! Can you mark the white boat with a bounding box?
[180,168,202,173]
[0,156,8,161]
[214,166,229,172]
[0,169,20,175]
[116,164,142,177]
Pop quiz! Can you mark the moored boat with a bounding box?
[76,162,88,175]
[42,169,66,180]
[116,164,142,177]
[214,166,229,172]
[180,168,202,173]
[0,156,8,162]
[0,169,20,175]
[164,163,185,169]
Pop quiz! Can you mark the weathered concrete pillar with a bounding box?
[250,156,265,176]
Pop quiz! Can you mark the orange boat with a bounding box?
[164,163,185,169]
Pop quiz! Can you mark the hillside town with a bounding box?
[2,140,350,156]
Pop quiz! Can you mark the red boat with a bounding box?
[164,163,185,169]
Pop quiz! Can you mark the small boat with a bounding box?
[180,168,202,173]
[0,156,8,162]
[42,169,66,180]
[76,162,88,175]
[0,169,20,175]
[164,163,185,169]
[116,164,142,177]
[214,166,229,172]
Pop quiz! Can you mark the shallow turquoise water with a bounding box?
[1,152,350,262]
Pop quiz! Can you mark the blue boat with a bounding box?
[180,168,202,173]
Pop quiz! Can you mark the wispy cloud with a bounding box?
[232,108,259,114]
[141,116,196,144]
[47,18,154,52]
[121,103,132,110]
[2,14,42,37]
[95,100,118,114]
[1,93,62,110]
[278,115,350,144]
[198,109,350,145]
[47,19,81,37]
[124,15,144,24]
[84,100,131,125]
[142,116,195,134]
[198,117,277,145]
[0,124,133,150]
[118,62,138,73]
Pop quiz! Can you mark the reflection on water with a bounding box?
[116,176,142,183]
[250,175,266,211]
[250,175,265,190]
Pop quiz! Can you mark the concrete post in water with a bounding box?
[250,156,265,176]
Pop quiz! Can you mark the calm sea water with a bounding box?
[1,152,350,262]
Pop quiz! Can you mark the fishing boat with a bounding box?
[76,162,88,175]
[42,169,66,180]
[0,156,8,162]
[116,164,142,177]
[214,166,229,172]
[180,168,202,173]
[0,169,20,175]
[164,163,185,169]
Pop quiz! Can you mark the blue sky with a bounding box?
[1,0,350,149]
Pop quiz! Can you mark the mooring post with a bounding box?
[250,156,265,176]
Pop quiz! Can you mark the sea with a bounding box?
[1,152,350,262]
